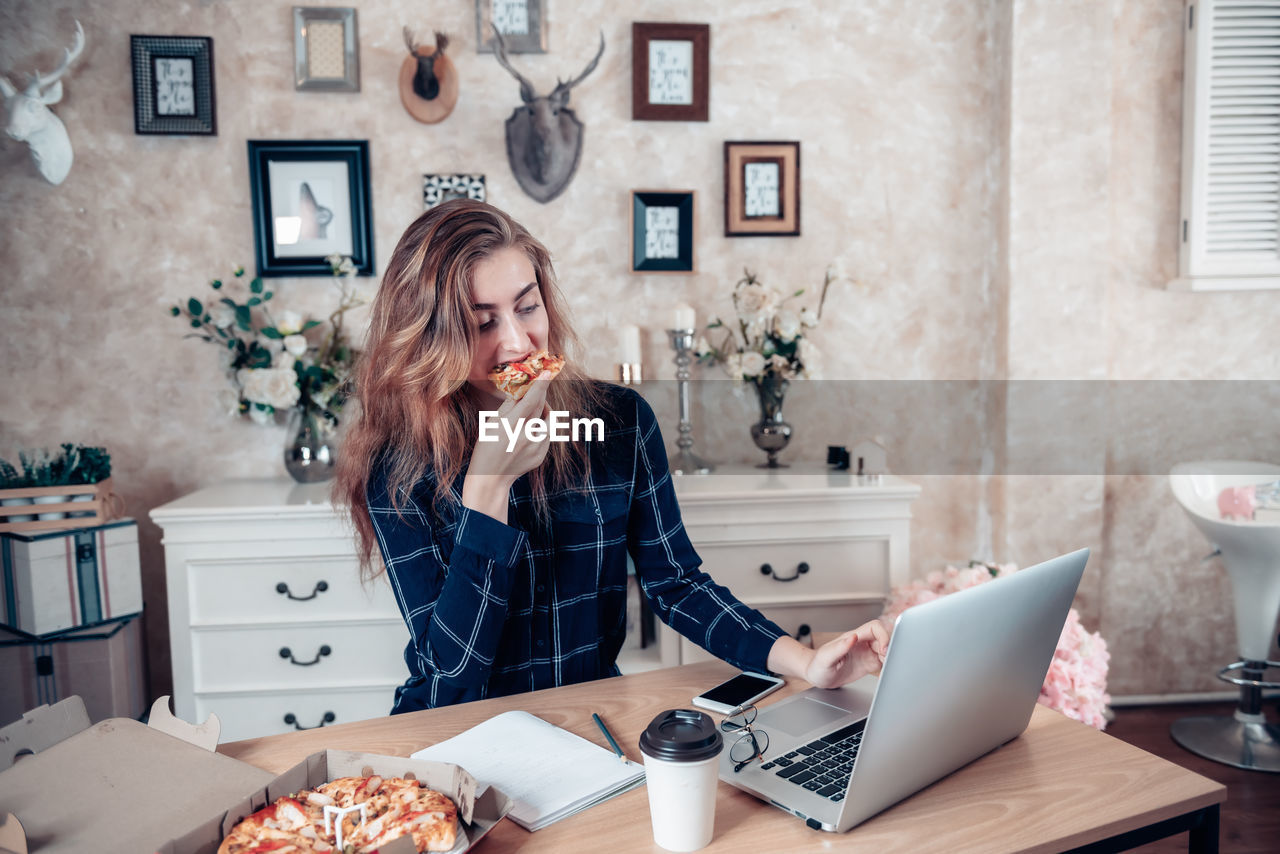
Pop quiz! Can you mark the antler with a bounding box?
[0,76,15,100]
[434,31,449,54]
[490,24,536,104]
[403,26,418,54]
[32,20,84,92]
[550,31,605,104]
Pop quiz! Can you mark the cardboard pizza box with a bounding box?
[0,696,272,854]
[0,696,512,854]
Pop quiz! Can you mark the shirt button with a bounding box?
[536,584,546,593]
[536,639,545,648]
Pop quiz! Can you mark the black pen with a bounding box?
[592,712,629,764]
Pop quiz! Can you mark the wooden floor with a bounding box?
[1103,701,1280,853]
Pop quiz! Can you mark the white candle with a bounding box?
[620,324,642,363]
[672,303,696,330]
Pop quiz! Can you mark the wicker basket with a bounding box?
[0,478,121,535]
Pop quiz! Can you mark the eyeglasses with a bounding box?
[721,705,770,773]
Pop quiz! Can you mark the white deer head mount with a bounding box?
[0,20,85,186]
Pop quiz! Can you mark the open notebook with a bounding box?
[412,710,645,831]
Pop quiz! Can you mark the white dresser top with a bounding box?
[673,464,919,501]
[150,479,336,522]
[150,466,920,521]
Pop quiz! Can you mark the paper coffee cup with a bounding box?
[638,709,723,852]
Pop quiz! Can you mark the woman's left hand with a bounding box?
[804,619,891,690]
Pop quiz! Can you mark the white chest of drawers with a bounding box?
[151,480,409,743]
[661,466,920,666]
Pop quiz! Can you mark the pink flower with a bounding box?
[885,562,1111,730]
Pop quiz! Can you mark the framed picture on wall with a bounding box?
[247,140,374,277]
[632,22,709,121]
[724,141,800,237]
[475,0,548,53]
[130,35,217,135]
[423,174,487,209]
[294,6,360,91]
[632,190,695,273]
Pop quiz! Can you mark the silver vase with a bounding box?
[284,406,339,483]
[750,374,792,468]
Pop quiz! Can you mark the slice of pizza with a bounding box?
[487,349,566,401]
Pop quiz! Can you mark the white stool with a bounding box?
[1170,461,1280,773]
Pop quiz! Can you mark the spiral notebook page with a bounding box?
[411,710,645,831]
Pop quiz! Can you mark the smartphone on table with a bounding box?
[691,671,785,715]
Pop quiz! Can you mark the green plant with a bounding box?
[169,257,363,427]
[20,449,57,487]
[0,456,23,489]
[71,445,112,484]
[4,444,109,488]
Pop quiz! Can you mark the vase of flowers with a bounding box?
[170,254,363,483]
[697,266,834,467]
[749,372,792,468]
[284,405,339,483]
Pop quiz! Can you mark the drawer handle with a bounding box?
[276,580,329,601]
[760,561,810,582]
[794,624,812,641]
[284,711,335,731]
[279,645,332,666]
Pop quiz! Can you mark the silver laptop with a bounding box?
[720,548,1089,832]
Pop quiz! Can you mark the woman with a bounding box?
[335,200,889,713]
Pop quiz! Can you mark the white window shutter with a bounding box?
[1176,0,1280,290]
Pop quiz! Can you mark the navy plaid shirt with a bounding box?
[368,384,786,712]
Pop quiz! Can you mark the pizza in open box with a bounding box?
[218,774,458,853]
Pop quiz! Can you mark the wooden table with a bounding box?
[220,662,1226,853]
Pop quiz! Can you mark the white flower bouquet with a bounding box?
[170,255,363,427]
[695,267,834,382]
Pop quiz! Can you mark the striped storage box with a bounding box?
[1,519,142,637]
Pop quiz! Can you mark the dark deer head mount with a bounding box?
[491,25,604,204]
[403,28,449,100]
[399,27,457,124]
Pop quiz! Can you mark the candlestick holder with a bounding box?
[666,329,713,475]
[617,362,643,385]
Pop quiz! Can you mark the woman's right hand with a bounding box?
[462,372,554,522]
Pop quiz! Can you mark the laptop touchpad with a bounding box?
[760,697,851,737]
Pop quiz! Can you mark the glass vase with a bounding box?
[750,373,792,468]
[284,406,339,484]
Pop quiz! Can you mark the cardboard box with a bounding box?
[0,696,512,854]
[0,520,142,637]
[0,615,147,727]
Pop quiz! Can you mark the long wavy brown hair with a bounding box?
[334,200,609,578]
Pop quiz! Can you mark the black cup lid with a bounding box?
[638,709,723,762]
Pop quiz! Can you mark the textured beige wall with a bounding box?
[0,0,1274,701]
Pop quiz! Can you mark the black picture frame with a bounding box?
[632,191,695,273]
[247,140,374,277]
[131,35,216,135]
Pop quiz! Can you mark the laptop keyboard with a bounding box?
[758,719,866,802]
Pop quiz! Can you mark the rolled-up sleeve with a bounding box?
[624,394,786,673]
[368,472,528,705]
